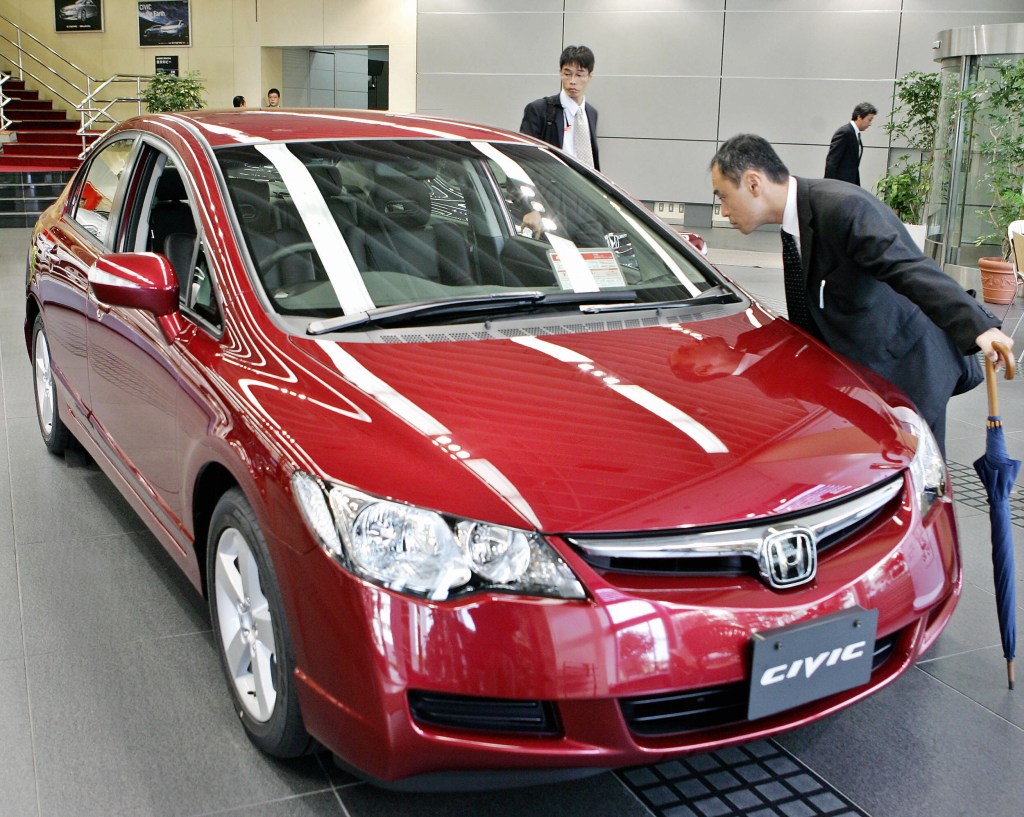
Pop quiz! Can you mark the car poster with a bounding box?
[55,0,103,33]
[138,1,190,47]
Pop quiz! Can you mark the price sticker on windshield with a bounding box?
[549,249,626,289]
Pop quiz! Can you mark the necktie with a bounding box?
[574,107,594,168]
[856,129,863,159]
[781,229,813,331]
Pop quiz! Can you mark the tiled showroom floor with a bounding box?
[1,225,1022,817]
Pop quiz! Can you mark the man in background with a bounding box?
[520,45,600,171]
[232,95,245,108]
[824,102,876,186]
[266,88,281,107]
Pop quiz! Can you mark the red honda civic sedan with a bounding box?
[26,110,959,788]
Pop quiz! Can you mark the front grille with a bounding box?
[408,690,561,736]
[622,682,748,736]
[620,630,901,737]
[567,476,903,581]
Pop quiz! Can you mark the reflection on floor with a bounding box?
[2,225,1022,817]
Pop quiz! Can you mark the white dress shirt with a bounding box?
[559,90,587,160]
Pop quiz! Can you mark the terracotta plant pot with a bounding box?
[978,256,1018,305]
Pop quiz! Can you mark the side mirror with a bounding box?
[679,231,708,256]
[88,253,180,316]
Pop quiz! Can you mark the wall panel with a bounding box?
[722,12,901,80]
[597,76,720,141]
[565,1,724,10]
[719,78,893,150]
[417,73,536,129]
[417,12,563,75]
[418,0,1024,210]
[600,138,715,203]
[565,11,725,77]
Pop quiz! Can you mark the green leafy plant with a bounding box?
[141,70,206,113]
[960,58,1024,257]
[876,71,941,224]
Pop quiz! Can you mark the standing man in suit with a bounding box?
[520,45,600,171]
[710,133,1012,452]
[824,102,877,186]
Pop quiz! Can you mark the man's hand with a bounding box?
[520,210,545,238]
[976,327,1016,369]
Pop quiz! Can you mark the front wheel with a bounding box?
[32,314,71,455]
[207,488,312,757]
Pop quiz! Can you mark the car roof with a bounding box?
[121,109,536,150]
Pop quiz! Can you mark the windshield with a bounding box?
[215,139,724,325]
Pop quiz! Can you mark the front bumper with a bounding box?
[282,483,961,784]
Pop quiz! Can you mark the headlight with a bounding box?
[897,408,947,514]
[291,472,586,601]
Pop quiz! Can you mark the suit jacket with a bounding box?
[824,123,861,185]
[520,94,601,171]
[792,177,999,441]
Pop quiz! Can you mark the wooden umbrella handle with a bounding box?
[994,340,1017,380]
[985,341,1016,418]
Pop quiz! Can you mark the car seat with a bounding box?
[347,163,473,287]
[149,169,196,254]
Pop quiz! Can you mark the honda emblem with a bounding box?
[759,527,817,589]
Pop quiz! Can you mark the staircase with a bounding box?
[0,75,90,227]
[0,76,95,171]
[0,169,71,227]
[0,12,151,227]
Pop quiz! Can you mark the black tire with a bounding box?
[31,314,71,456]
[207,488,313,757]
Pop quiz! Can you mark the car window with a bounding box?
[182,240,222,329]
[71,138,134,244]
[216,140,720,323]
[118,146,221,330]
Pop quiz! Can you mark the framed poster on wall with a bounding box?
[138,1,190,47]
[55,0,104,33]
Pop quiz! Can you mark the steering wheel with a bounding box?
[259,241,318,275]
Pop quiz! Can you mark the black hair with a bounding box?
[267,87,281,96]
[709,134,790,185]
[559,45,595,73]
[851,102,877,120]
[232,95,245,107]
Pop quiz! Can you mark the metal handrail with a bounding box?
[77,75,150,155]
[0,13,151,158]
[0,73,10,131]
[0,49,81,111]
[0,12,92,88]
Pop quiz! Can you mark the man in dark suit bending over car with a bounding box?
[710,133,1013,454]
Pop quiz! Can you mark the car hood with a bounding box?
[282,310,915,534]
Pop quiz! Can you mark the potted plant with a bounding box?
[959,58,1024,303]
[140,70,206,113]
[875,71,941,248]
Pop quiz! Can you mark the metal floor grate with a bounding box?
[617,740,869,817]
[947,459,1024,527]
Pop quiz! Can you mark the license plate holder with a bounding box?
[748,607,879,720]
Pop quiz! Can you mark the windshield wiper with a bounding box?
[307,290,638,334]
[579,286,741,314]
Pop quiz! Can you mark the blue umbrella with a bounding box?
[972,342,1019,689]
